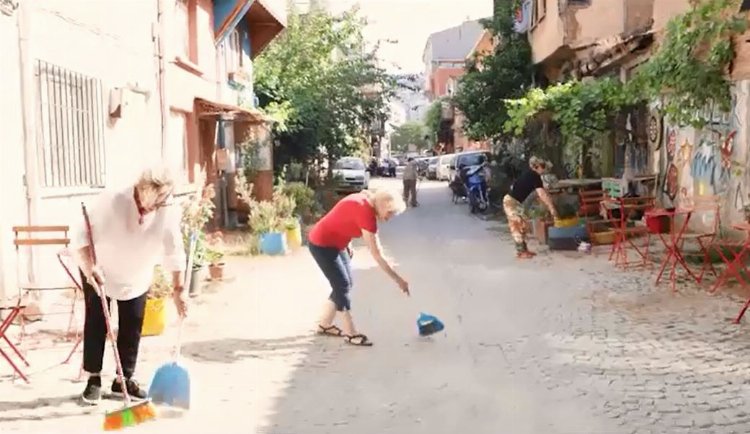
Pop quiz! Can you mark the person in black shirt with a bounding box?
[502,157,559,258]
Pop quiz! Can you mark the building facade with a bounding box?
[522,0,750,232]
[0,0,284,302]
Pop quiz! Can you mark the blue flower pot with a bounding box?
[259,232,288,256]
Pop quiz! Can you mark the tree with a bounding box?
[389,122,427,153]
[452,0,533,141]
[253,8,395,174]
[424,99,443,145]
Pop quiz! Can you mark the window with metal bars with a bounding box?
[34,60,106,189]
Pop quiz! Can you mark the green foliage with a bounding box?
[389,121,427,153]
[254,8,395,170]
[280,181,320,222]
[148,266,171,299]
[452,0,533,140]
[504,78,641,144]
[504,0,748,139]
[247,200,283,234]
[424,99,443,144]
[632,0,747,128]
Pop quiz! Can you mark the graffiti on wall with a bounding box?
[690,137,732,195]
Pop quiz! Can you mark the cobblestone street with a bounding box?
[3,179,750,433]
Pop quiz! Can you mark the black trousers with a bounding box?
[81,271,147,379]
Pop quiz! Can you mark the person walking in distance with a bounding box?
[502,157,559,259]
[70,166,189,404]
[307,189,409,346]
[402,157,419,207]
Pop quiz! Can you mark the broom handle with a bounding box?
[82,203,132,406]
[175,231,197,360]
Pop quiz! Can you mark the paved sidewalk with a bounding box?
[2,179,750,433]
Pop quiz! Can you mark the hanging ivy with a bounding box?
[504,0,749,138]
[504,78,641,145]
[632,0,748,128]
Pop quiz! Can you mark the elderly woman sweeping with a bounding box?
[502,157,559,259]
[307,189,409,347]
[70,166,188,404]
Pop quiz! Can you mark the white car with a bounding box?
[332,157,370,193]
[437,153,455,181]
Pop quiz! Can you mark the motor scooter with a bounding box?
[464,165,489,214]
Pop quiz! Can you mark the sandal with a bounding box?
[317,324,343,337]
[345,334,373,347]
[516,251,535,259]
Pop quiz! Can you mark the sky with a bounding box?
[318,0,493,74]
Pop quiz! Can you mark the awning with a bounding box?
[194,98,267,122]
[246,0,286,59]
[214,0,285,57]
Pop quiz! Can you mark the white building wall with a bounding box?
[0,1,163,299]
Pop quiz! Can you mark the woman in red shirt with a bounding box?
[308,189,409,346]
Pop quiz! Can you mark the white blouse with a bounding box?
[69,186,187,301]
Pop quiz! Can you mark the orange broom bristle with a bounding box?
[132,401,157,423]
[103,401,157,431]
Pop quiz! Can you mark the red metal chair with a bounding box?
[707,223,750,323]
[12,226,80,343]
[603,196,656,269]
[675,195,720,284]
[0,299,30,382]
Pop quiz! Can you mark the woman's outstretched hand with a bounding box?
[396,276,410,296]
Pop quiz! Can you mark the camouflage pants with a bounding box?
[502,194,529,252]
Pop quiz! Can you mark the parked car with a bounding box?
[378,158,397,177]
[416,157,430,178]
[333,157,370,193]
[437,153,455,181]
[454,151,492,171]
[427,156,439,180]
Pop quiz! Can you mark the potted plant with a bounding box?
[205,232,226,280]
[187,231,207,296]
[142,265,171,337]
[248,200,288,255]
[284,217,302,249]
[181,176,216,297]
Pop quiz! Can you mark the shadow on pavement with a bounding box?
[0,394,94,423]
[181,334,317,364]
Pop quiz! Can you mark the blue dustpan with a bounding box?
[417,312,444,337]
[148,232,196,410]
[148,360,191,409]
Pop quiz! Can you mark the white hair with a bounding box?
[137,165,175,195]
[371,189,406,215]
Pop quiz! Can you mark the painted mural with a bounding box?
[655,80,750,230]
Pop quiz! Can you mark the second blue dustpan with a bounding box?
[417,312,444,337]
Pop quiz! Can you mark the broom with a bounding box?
[81,203,157,431]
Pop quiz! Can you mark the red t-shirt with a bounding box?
[308,193,378,250]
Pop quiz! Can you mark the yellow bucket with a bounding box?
[554,217,580,228]
[141,297,167,337]
[286,222,303,249]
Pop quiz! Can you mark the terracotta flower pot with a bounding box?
[209,262,225,280]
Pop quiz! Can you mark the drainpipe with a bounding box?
[17,1,38,227]
[17,0,39,283]
[156,0,168,161]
